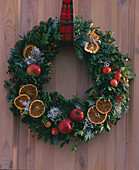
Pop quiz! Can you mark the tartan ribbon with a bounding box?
[60,0,74,42]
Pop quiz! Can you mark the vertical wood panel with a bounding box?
[127,0,139,169]
[133,0,139,168]
[115,1,129,170]
[17,0,31,169]
[0,0,17,169]
[90,1,115,170]
[0,0,138,169]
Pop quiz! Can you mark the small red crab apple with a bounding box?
[58,118,73,134]
[103,67,111,74]
[110,79,118,87]
[27,64,41,76]
[51,128,59,135]
[70,109,84,122]
[114,72,122,80]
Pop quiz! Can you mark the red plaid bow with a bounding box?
[60,0,74,43]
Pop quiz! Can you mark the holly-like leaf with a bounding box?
[104,121,111,132]
[74,130,85,137]
[69,140,78,151]
[87,99,96,106]
[128,71,136,79]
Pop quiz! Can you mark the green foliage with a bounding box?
[4,16,135,151]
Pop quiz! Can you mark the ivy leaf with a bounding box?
[104,121,111,132]
[53,136,60,147]
[60,141,65,148]
[100,126,104,133]
[128,71,136,79]
[43,134,49,143]
[87,99,96,106]
[74,130,85,137]
[85,87,93,94]
[69,140,78,151]
[3,81,10,89]
[108,86,112,91]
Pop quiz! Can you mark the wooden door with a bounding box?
[0,0,139,169]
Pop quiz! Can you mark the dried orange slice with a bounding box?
[14,94,30,110]
[19,84,38,100]
[96,99,112,114]
[23,45,36,58]
[90,30,99,41]
[84,41,100,54]
[29,100,45,118]
[87,105,107,124]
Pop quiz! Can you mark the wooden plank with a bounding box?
[132,0,139,168]
[41,1,60,170]
[88,1,115,170]
[0,0,18,169]
[74,1,92,169]
[16,0,32,169]
[55,46,76,98]
[114,1,129,170]
[53,46,76,170]
[127,0,138,169]
[91,0,105,30]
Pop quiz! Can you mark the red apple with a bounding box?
[103,67,111,74]
[51,128,59,135]
[27,64,41,76]
[114,72,122,80]
[110,79,118,87]
[70,109,84,122]
[58,118,73,134]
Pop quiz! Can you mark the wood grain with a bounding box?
[0,0,138,169]
[0,0,17,169]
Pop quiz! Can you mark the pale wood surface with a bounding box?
[0,0,138,169]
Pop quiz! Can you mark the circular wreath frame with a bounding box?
[4,16,135,151]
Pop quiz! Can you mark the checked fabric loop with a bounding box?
[60,0,74,42]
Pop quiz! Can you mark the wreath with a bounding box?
[4,16,135,151]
